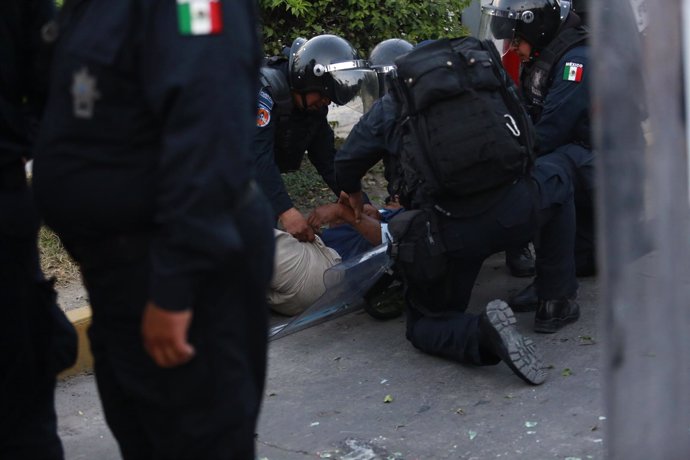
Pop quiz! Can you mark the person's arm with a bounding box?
[534,47,590,154]
[335,95,397,194]
[307,202,383,246]
[139,0,261,367]
[254,90,314,242]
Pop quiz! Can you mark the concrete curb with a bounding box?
[59,305,93,379]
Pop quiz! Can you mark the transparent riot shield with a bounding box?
[269,244,392,341]
[592,0,690,456]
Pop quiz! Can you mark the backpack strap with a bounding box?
[480,39,536,173]
[482,40,544,248]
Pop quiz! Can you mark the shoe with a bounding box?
[505,246,536,278]
[534,299,580,333]
[508,282,538,312]
[363,282,404,320]
[480,300,547,385]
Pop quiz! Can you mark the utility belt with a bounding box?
[0,160,27,191]
[64,180,260,270]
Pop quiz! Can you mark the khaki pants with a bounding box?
[268,230,341,316]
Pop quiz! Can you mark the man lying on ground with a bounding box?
[268,197,402,316]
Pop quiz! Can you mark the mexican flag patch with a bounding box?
[177,0,222,36]
[563,62,583,82]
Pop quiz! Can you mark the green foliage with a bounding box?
[258,0,472,56]
[282,161,337,213]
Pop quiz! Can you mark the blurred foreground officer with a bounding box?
[256,34,378,242]
[0,1,78,458]
[33,1,274,459]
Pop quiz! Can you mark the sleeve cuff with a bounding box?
[150,274,195,311]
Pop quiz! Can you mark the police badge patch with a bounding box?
[72,67,100,119]
[256,89,273,128]
[563,62,584,82]
[177,0,223,36]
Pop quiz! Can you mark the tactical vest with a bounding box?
[521,26,589,122]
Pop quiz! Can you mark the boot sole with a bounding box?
[534,310,580,334]
[485,300,547,385]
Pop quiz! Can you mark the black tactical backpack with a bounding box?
[390,37,535,216]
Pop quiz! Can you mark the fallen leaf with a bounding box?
[384,394,393,403]
[468,430,477,440]
[562,368,573,377]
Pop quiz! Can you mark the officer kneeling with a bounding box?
[336,37,580,385]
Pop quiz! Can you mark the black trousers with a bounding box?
[0,182,76,460]
[537,143,596,272]
[405,161,577,365]
[63,194,274,460]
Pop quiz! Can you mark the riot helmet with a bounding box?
[479,0,571,55]
[368,38,414,98]
[289,34,378,111]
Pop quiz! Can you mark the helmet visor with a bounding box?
[327,64,379,112]
[314,59,378,113]
[479,6,520,57]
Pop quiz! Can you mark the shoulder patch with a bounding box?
[257,89,273,128]
[258,89,274,111]
[563,62,584,82]
[177,0,223,36]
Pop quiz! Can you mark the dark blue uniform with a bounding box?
[33,1,273,458]
[0,1,77,458]
[254,61,338,217]
[532,46,590,154]
[336,94,577,364]
[528,43,596,274]
[336,94,402,198]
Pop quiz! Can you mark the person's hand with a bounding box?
[307,203,345,230]
[279,207,315,242]
[338,190,364,223]
[362,203,381,220]
[142,302,195,368]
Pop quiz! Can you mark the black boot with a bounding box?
[534,299,580,333]
[505,245,536,278]
[508,282,538,312]
[479,300,547,385]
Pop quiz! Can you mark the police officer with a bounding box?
[336,43,580,386]
[481,0,595,312]
[0,1,77,458]
[33,1,273,459]
[255,34,379,242]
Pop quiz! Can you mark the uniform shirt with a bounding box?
[533,45,591,154]
[0,0,54,167]
[335,94,400,195]
[33,0,261,311]
[254,62,339,217]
